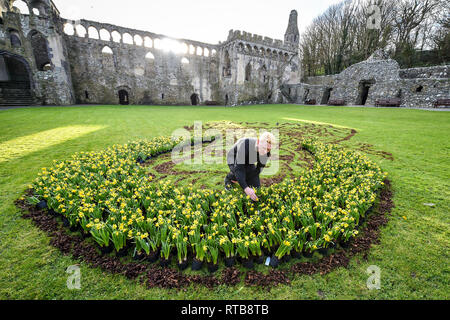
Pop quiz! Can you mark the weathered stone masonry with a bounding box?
[285,50,450,108]
[0,0,301,106]
[1,1,447,108]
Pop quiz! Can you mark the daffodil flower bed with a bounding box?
[27,135,387,270]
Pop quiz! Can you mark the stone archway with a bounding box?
[356,80,375,105]
[0,51,35,106]
[190,93,200,105]
[321,88,333,105]
[118,89,129,105]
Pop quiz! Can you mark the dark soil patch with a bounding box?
[222,267,242,286]
[357,143,394,161]
[261,174,287,187]
[332,129,357,144]
[245,269,291,289]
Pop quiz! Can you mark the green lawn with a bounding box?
[0,104,448,299]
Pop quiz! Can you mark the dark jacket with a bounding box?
[226,137,271,189]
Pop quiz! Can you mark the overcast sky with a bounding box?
[51,0,342,44]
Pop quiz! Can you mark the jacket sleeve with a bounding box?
[256,151,271,174]
[234,163,248,190]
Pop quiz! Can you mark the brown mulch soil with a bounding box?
[245,269,291,288]
[222,267,242,286]
[261,174,286,187]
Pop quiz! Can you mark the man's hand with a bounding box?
[244,187,258,201]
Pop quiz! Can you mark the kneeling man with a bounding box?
[224,132,275,201]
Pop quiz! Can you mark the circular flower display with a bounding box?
[28,135,387,270]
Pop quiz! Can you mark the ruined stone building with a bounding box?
[0,0,301,106]
[284,50,449,109]
[0,1,448,108]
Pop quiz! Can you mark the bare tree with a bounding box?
[300,0,448,76]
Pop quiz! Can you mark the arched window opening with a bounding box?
[284,53,289,61]
[204,48,209,57]
[134,35,143,46]
[30,0,47,16]
[154,38,162,49]
[190,93,200,105]
[102,46,113,54]
[99,29,111,41]
[245,63,251,82]
[111,31,121,43]
[63,23,75,36]
[189,44,195,55]
[144,37,153,48]
[211,49,217,57]
[181,57,189,64]
[75,25,87,38]
[181,43,189,54]
[246,44,252,53]
[30,30,51,71]
[9,30,22,47]
[118,89,129,105]
[145,52,155,60]
[122,33,133,45]
[223,50,231,77]
[12,1,30,15]
[88,26,99,40]
[416,85,424,93]
[196,47,203,56]
[261,65,267,82]
[260,47,265,56]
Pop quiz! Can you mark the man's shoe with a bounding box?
[224,175,233,191]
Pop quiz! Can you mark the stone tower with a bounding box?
[284,10,299,49]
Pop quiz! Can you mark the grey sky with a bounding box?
[51,0,342,44]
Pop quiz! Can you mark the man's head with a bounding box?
[257,131,276,155]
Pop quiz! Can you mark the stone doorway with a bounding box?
[118,89,129,105]
[321,88,333,104]
[190,93,200,105]
[0,52,34,106]
[357,80,375,105]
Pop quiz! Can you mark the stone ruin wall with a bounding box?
[3,2,446,109]
[0,8,75,105]
[62,18,221,106]
[219,30,301,105]
[288,55,449,108]
[0,2,301,107]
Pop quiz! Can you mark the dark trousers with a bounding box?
[227,164,261,188]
